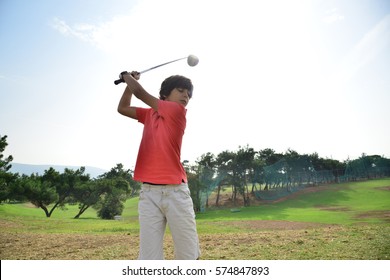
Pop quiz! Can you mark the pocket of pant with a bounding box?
[139,187,151,201]
[173,187,195,218]
[174,187,191,199]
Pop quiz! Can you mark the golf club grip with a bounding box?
[114,78,124,85]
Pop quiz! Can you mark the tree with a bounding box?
[90,164,134,219]
[258,148,283,166]
[184,153,222,211]
[72,179,107,219]
[215,150,235,205]
[0,135,13,172]
[186,169,203,212]
[13,167,90,217]
[309,152,346,179]
[95,192,125,219]
[232,145,256,206]
[251,155,266,193]
[94,178,130,219]
[196,153,217,208]
[0,171,18,202]
[99,163,140,196]
[213,147,257,207]
[41,167,89,217]
[0,135,16,202]
[17,174,59,217]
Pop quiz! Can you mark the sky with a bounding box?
[1,0,389,171]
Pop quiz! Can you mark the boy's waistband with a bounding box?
[143,182,167,186]
[143,179,186,186]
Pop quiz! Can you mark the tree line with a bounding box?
[0,135,141,219]
[184,145,348,210]
[185,145,390,211]
[1,135,389,216]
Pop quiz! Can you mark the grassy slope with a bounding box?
[198,179,390,225]
[0,179,389,234]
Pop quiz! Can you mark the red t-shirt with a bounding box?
[133,100,187,184]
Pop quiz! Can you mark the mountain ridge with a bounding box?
[9,163,108,178]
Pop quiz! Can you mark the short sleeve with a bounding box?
[136,107,149,124]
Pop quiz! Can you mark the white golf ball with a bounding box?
[187,55,199,67]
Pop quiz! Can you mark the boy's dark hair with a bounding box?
[159,75,193,100]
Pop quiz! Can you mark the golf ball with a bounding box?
[187,55,199,67]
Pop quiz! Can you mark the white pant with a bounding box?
[138,183,201,260]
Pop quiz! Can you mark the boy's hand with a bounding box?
[118,70,158,111]
[115,71,140,85]
[120,71,140,80]
[130,71,140,80]
[122,71,141,92]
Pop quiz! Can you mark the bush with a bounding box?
[95,194,125,220]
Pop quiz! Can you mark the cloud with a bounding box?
[51,17,96,43]
[323,8,345,24]
[50,15,139,57]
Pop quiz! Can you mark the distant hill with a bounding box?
[10,163,108,178]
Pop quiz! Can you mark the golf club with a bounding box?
[114,54,199,85]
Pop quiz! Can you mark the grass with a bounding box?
[198,178,390,225]
[1,178,389,259]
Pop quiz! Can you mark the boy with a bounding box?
[117,71,200,260]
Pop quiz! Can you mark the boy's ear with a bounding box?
[162,92,170,100]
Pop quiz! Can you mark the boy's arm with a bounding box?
[117,86,138,119]
[122,72,159,111]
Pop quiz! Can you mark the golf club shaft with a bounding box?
[139,57,187,74]
[114,56,187,85]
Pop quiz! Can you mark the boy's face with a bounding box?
[166,88,191,107]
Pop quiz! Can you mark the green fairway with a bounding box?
[0,197,140,234]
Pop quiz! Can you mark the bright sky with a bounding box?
[1,0,389,171]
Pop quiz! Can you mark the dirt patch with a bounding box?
[208,185,335,208]
[0,220,390,260]
[213,220,329,230]
[3,223,388,260]
[0,219,334,260]
[0,232,138,260]
[0,219,20,229]
[377,186,390,191]
[266,185,338,204]
[316,206,350,212]
[0,223,337,260]
[355,210,390,222]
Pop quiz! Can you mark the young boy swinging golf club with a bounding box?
[117,71,200,260]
